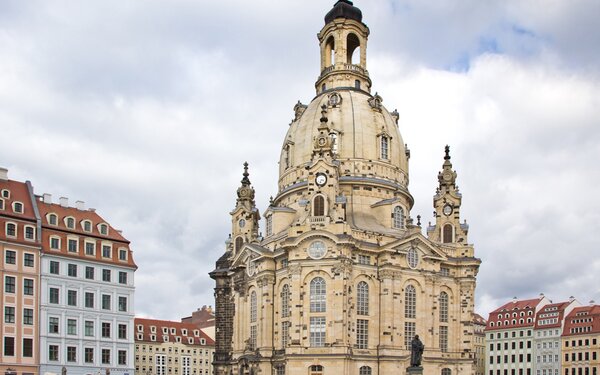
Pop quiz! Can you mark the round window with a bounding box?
[308,240,327,259]
[407,248,419,268]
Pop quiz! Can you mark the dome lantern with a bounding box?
[315,1,371,95]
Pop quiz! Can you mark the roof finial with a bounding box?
[444,145,451,161]
[241,162,251,186]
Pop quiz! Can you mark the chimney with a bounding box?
[590,300,596,305]
[88,208,96,212]
[59,197,69,207]
[0,167,8,181]
[76,200,85,210]
[569,296,575,302]
[43,193,52,204]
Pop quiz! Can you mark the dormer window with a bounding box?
[65,217,75,229]
[150,334,156,341]
[182,329,187,336]
[200,338,206,345]
[48,213,58,225]
[50,236,60,250]
[163,336,169,342]
[188,337,194,344]
[12,201,23,214]
[24,225,35,241]
[82,220,92,232]
[1,189,9,198]
[0,199,4,210]
[162,327,168,334]
[194,330,199,337]
[99,223,108,235]
[119,248,128,261]
[137,325,143,332]
[170,328,176,335]
[150,326,156,333]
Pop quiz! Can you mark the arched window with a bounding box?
[250,291,257,323]
[281,284,291,318]
[325,35,335,67]
[441,369,451,375]
[346,33,360,64]
[380,136,389,160]
[357,281,369,316]
[393,206,405,229]
[439,292,448,323]
[284,145,291,169]
[235,237,244,252]
[405,285,416,319]
[443,224,453,243]
[309,365,323,375]
[310,277,326,313]
[359,366,371,375]
[5,222,16,237]
[355,80,361,89]
[313,196,325,217]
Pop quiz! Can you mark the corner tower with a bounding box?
[212,3,480,375]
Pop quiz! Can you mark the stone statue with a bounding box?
[410,335,424,367]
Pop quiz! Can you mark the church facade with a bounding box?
[210,2,481,375]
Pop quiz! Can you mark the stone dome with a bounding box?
[277,89,412,206]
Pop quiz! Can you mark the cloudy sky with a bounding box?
[1,0,599,320]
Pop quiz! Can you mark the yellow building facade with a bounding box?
[211,2,481,375]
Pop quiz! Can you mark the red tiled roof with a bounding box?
[485,297,544,331]
[134,318,215,346]
[0,179,40,245]
[473,313,487,325]
[534,301,572,330]
[562,305,600,337]
[38,201,137,269]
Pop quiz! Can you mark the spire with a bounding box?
[438,145,457,189]
[236,162,256,206]
[444,145,451,160]
[241,162,250,187]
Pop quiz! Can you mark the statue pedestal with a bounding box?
[407,366,423,375]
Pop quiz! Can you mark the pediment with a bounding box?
[386,233,447,261]
[230,243,272,269]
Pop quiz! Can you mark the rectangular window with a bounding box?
[404,321,416,348]
[68,263,77,277]
[5,250,16,264]
[85,321,94,337]
[49,287,59,304]
[118,324,127,339]
[102,348,111,364]
[156,354,166,375]
[23,308,33,325]
[119,249,127,261]
[4,337,15,356]
[358,254,370,265]
[67,346,77,362]
[25,226,34,240]
[50,237,60,250]
[85,266,95,279]
[102,269,111,282]
[68,290,77,306]
[85,242,95,255]
[49,317,60,334]
[281,321,290,348]
[309,316,326,347]
[49,344,59,361]
[4,306,15,323]
[102,294,111,310]
[85,292,94,308]
[118,296,127,312]
[118,350,127,365]
[356,319,368,349]
[67,318,77,335]
[440,325,448,352]
[23,278,34,295]
[23,338,33,357]
[68,238,78,252]
[50,260,59,274]
[102,245,111,258]
[119,271,127,284]
[5,276,15,293]
[102,322,111,338]
[85,348,94,363]
[24,253,34,266]
[250,325,257,350]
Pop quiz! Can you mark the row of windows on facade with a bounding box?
[566,338,598,347]
[45,344,128,365]
[47,236,128,261]
[46,317,128,340]
[247,279,450,350]
[4,306,34,324]
[564,351,599,362]
[136,325,202,338]
[2,337,33,357]
[135,345,212,356]
[489,330,534,339]
[490,340,534,351]
[137,365,210,375]
[563,368,599,375]
[489,369,599,375]
[3,222,36,240]
[46,287,128,311]
[45,212,110,235]
[136,333,206,345]
[274,365,453,375]
[535,370,560,375]
[489,353,533,364]
[3,276,34,295]
[136,355,210,365]
[4,249,35,266]
[48,260,128,283]
[142,354,210,375]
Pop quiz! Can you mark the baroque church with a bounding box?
[210,1,481,375]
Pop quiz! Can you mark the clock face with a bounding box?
[239,219,246,228]
[315,173,327,187]
[443,204,452,216]
[317,137,327,147]
[308,240,326,259]
[443,172,452,181]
